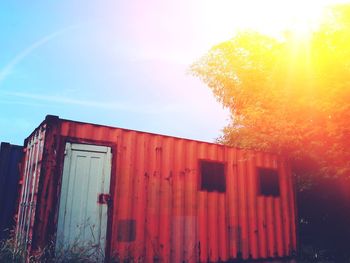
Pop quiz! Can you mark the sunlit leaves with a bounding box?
[192,4,350,177]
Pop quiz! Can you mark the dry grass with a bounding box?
[0,236,108,263]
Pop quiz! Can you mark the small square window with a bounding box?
[200,161,226,192]
[258,168,280,196]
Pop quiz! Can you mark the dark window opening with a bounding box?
[200,161,226,192]
[258,168,280,196]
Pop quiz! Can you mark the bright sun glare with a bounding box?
[201,0,348,43]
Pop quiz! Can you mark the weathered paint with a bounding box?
[15,115,297,262]
[0,142,23,240]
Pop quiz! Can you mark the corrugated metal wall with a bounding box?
[16,116,297,262]
[0,142,23,240]
[15,125,46,252]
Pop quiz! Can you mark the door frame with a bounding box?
[55,137,117,261]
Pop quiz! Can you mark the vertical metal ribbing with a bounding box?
[207,144,219,262]
[247,152,258,258]
[131,133,147,262]
[24,133,40,248]
[265,154,276,258]
[183,141,197,263]
[227,148,238,258]
[171,139,184,263]
[26,133,44,251]
[275,157,285,257]
[15,142,29,246]
[237,150,249,259]
[197,143,208,262]
[16,126,46,257]
[117,131,135,260]
[158,137,173,263]
[22,139,35,249]
[16,138,34,248]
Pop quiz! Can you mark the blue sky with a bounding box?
[0,0,232,145]
[3,0,339,145]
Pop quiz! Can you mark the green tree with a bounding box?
[192,4,350,179]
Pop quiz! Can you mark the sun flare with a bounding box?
[201,0,348,43]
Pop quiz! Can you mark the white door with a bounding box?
[56,143,112,261]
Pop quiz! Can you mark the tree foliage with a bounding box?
[192,4,350,178]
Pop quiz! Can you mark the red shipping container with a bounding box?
[15,115,297,262]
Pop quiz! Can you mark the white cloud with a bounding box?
[0,90,184,115]
[0,25,79,85]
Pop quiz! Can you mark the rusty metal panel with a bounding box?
[0,143,23,240]
[15,124,46,252]
[17,116,297,262]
